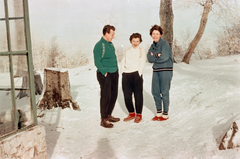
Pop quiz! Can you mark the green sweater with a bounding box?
[93,37,118,75]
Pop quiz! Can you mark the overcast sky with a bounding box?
[1,0,230,56]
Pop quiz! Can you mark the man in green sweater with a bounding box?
[93,25,120,128]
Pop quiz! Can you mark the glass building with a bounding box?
[0,0,37,140]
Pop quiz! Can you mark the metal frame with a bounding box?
[0,0,37,140]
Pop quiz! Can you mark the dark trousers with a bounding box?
[122,71,143,114]
[97,71,119,119]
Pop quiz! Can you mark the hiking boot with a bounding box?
[134,114,142,123]
[100,118,113,128]
[107,115,120,122]
[123,112,135,122]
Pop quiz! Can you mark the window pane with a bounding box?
[0,1,4,19]
[0,90,17,137]
[0,21,8,52]
[0,56,17,137]
[10,19,26,51]
[0,56,11,88]
[12,55,34,129]
[7,0,24,18]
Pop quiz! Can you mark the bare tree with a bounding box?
[47,36,59,67]
[172,38,184,62]
[179,27,194,52]
[216,20,240,56]
[181,0,239,64]
[97,5,118,26]
[182,0,213,64]
[172,28,194,62]
[32,39,48,70]
[160,0,174,48]
[160,0,176,62]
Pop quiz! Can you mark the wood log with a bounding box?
[38,68,80,111]
[219,120,240,150]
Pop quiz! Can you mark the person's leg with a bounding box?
[107,71,120,122]
[122,73,134,113]
[133,71,143,115]
[97,72,113,128]
[151,71,164,121]
[108,71,119,114]
[133,72,143,123]
[151,71,162,111]
[123,72,137,122]
[160,71,173,115]
[97,72,112,119]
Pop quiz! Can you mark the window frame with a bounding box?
[0,0,37,140]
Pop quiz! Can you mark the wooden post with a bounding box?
[38,68,80,111]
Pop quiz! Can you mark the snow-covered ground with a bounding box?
[36,55,240,158]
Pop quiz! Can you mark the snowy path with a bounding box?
[37,55,240,159]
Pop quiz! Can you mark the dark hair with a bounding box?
[149,25,163,36]
[129,33,142,43]
[103,25,115,35]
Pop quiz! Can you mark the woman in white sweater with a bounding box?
[121,33,146,123]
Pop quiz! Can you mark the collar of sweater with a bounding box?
[131,46,140,50]
[153,38,163,47]
[101,37,112,44]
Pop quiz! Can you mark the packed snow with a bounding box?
[36,55,239,159]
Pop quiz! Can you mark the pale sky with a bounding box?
[1,0,236,56]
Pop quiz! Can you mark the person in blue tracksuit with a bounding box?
[147,24,173,121]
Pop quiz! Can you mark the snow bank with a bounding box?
[35,55,240,158]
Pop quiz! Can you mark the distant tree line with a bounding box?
[216,21,240,56]
[32,36,89,71]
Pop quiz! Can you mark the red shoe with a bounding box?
[123,112,135,122]
[159,116,169,121]
[152,116,160,121]
[134,114,142,123]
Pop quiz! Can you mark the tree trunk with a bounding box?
[16,70,43,99]
[182,0,213,64]
[160,0,176,63]
[38,68,80,111]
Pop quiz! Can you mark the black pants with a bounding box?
[97,71,119,119]
[122,71,143,114]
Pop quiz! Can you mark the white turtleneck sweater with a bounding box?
[121,46,146,76]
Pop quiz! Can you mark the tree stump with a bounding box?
[38,68,80,111]
[34,72,43,95]
[16,70,43,99]
[219,120,240,150]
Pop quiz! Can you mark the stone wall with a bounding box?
[0,125,47,159]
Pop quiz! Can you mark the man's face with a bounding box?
[105,29,115,42]
[151,30,161,43]
[131,38,140,48]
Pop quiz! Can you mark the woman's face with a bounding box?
[151,30,161,43]
[131,38,141,48]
